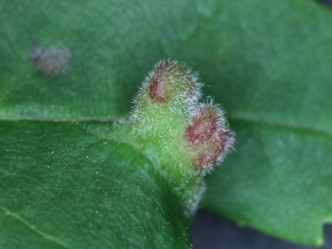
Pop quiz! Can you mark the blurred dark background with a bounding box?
[317,0,332,5]
[192,211,332,249]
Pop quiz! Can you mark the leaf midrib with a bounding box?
[0,115,330,141]
[229,115,332,140]
[0,206,70,249]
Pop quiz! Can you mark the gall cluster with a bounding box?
[145,60,234,171]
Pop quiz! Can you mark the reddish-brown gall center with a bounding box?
[197,151,219,169]
[149,75,168,102]
[213,131,231,151]
[185,112,218,145]
[148,61,178,102]
[148,61,193,102]
[185,107,233,169]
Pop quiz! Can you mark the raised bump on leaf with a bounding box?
[185,105,234,170]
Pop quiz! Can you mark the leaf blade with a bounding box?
[203,119,332,246]
[0,121,190,249]
[1,0,332,245]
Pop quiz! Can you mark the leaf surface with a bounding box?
[197,1,332,246]
[0,121,190,248]
[0,0,331,246]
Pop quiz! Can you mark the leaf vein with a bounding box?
[230,114,332,140]
[0,206,70,249]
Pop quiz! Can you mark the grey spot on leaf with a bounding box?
[31,46,71,76]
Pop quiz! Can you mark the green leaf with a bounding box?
[0,0,198,120]
[199,1,332,246]
[203,121,332,246]
[0,121,190,248]
[1,0,331,246]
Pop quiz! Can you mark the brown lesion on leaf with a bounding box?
[148,61,178,102]
[30,46,71,76]
[197,151,219,169]
[148,60,198,103]
[149,73,169,102]
[185,106,234,170]
[185,108,218,145]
